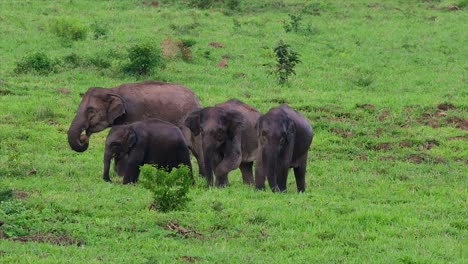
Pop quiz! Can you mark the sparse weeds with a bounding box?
[50,18,88,41]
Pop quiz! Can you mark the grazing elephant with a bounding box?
[103,119,192,184]
[66,80,205,174]
[255,104,313,193]
[184,99,261,187]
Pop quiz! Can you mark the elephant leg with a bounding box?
[293,155,308,192]
[215,173,229,187]
[276,165,289,192]
[123,162,140,184]
[254,159,266,191]
[239,162,254,185]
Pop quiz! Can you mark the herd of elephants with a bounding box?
[67,80,314,192]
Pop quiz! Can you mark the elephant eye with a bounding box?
[86,107,95,115]
[279,137,286,145]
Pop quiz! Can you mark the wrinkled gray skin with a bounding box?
[103,119,192,184]
[67,80,205,175]
[255,104,313,193]
[184,99,261,187]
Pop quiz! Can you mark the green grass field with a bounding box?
[0,0,467,263]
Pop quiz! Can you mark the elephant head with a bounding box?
[185,107,244,186]
[68,88,126,152]
[102,126,136,182]
[256,112,296,192]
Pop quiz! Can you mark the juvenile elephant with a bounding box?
[184,99,261,187]
[103,119,192,184]
[255,104,313,193]
[67,80,204,175]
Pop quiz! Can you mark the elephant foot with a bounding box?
[103,177,112,183]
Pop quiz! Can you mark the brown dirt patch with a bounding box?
[371,142,392,151]
[399,141,413,148]
[378,110,390,121]
[209,42,225,48]
[10,234,81,246]
[142,1,159,7]
[217,58,228,67]
[446,116,468,130]
[161,36,179,58]
[180,256,201,263]
[166,222,203,239]
[406,154,426,164]
[447,5,460,11]
[330,128,353,138]
[447,135,467,141]
[56,88,70,94]
[14,191,29,199]
[437,103,456,111]
[420,140,439,150]
[355,153,368,161]
[356,103,376,111]
[379,156,397,161]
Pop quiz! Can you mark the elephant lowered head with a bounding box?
[184,99,260,187]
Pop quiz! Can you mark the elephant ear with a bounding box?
[225,110,244,139]
[124,128,137,152]
[285,118,296,142]
[184,109,202,136]
[107,94,126,124]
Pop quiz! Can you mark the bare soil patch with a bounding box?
[330,128,354,138]
[14,191,29,199]
[437,103,456,111]
[166,222,203,239]
[446,116,468,130]
[209,42,225,48]
[180,256,201,263]
[9,234,82,246]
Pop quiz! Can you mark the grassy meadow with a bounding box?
[0,0,467,263]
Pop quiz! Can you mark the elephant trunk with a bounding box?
[203,144,215,186]
[263,145,280,192]
[102,147,112,182]
[67,114,90,152]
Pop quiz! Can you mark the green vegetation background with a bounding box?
[0,0,467,263]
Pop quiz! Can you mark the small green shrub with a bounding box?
[51,18,88,41]
[227,0,241,10]
[62,53,84,68]
[0,188,13,202]
[123,42,164,76]
[139,165,192,212]
[458,0,468,8]
[91,21,109,39]
[14,52,57,75]
[283,14,302,33]
[271,40,302,85]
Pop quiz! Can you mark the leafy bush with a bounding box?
[51,18,88,41]
[139,165,192,212]
[284,14,302,33]
[271,40,302,84]
[14,52,57,75]
[123,42,164,76]
[91,21,109,39]
[458,0,468,8]
[0,188,13,202]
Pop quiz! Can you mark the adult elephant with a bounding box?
[255,104,313,193]
[67,80,203,170]
[184,99,261,187]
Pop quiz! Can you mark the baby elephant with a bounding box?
[103,119,192,184]
[255,104,313,192]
